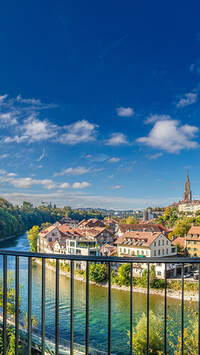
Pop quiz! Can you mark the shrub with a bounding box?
[89,263,108,283]
[132,310,164,354]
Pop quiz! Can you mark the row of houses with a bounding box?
[36,218,186,277]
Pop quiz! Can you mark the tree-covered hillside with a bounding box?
[0,198,104,240]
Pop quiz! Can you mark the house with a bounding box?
[101,244,117,256]
[172,237,187,255]
[66,238,101,270]
[78,218,105,229]
[116,223,169,239]
[83,227,115,245]
[53,240,67,254]
[38,226,62,252]
[104,218,119,233]
[115,231,177,277]
[185,226,200,257]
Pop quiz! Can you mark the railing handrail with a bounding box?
[0,249,199,263]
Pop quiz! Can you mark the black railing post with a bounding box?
[55,259,59,355]
[3,254,7,355]
[28,257,32,355]
[164,263,167,355]
[70,260,74,355]
[130,263,133,355]
[86,261,89,355]
[108,262,111,355]
[181,263,184,355]
[41,258,45,354]
[15,255,19,355]
[147,263,150,355]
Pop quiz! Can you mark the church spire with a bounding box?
[183,171,192,202]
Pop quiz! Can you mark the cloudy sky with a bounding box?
[0,0,200,209]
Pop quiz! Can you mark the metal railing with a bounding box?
[0,250,200,354]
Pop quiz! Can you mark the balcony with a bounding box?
[0,250,200,354]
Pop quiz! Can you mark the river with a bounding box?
[0,233,198,354]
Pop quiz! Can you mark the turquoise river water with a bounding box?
[0,233,197,354]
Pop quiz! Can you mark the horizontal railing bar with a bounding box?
[0,249,199,264]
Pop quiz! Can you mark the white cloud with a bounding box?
[0,94,8,103]
[106,132,130,146]
[0,154,9,159]
[149,153,163,159]
[145,114,171,124]
[58,120,98,145]
[116,107,134,117]
[59,183,70,189]
[3,116,57,143]
[16,95,42,106]
[54,166,89,176]
[108,174,114,179]
[72,182,91,189]
[0,113,18,126]
[109,185,123,189]
[176,92,198,108]
[37,149,46,162]
[108,157,120,163]
[137,120,199,153]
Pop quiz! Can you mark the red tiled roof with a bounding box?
[188,226,200,235]
[115,231,162,246]
[172,237,186,248]
[118,224,168,233]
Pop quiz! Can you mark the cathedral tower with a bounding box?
[183,171,192,202]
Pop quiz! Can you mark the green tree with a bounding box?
[169,218,191,239]
[89,263,108,283]
[117,264,131,286]
[27,225,40,252]
[131,311,164,354]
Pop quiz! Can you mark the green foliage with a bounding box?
[131,310,164,354]
[120,216,138,224]
[27,225,40,252]
[117,263,131,286]
[0,197,104,240]
[169,217,191,239]
[0,272,21,315]
[88,263,108,283]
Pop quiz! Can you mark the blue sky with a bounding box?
[0,0,200,209]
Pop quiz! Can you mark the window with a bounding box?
[154,241,156,246]
[120,248,122,252]
[146,251,149,256]
[158,250,160,256]
[90,251,96,255]
[157,263,162,266]
[158,240,160,246]
[48,238,52,242]
[171,247,176,253]
[124,248,126,253]
[70,241,75,247]
[194,248,197,251]
[162,249,164,255]
[194,241,197,245]
[166,240,168,245]
[162,240,164,246]
[157,271,161,276]
[141,250,144,255]
[76,249,81,254]
[166,248,168,254]
[137,250,139,255]
[154,250,156,256]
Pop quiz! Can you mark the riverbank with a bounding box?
[34,259,199,302]
[0,233,23,243]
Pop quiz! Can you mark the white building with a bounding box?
[66,238,101,270]
[178,202,200,214]
[115,231,177,277]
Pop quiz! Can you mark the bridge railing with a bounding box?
[0,250,200,355]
